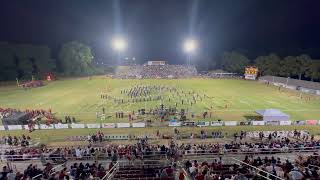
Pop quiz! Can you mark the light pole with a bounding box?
[183,39,197,66]
[111,36,127,65]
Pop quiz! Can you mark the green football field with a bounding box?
[0,76,320,123]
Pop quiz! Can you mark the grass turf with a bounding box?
[0,125,319,145]
[0,76,319,123]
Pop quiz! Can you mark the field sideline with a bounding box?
[0,125,319,145]
[0,76,319,123]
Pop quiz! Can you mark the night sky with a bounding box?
[1,0,320,64]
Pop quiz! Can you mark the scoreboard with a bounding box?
[244,66,258,80]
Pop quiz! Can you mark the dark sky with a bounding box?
[1,0,320,64]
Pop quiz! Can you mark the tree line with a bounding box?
[211,51,320,81]
[0,41,97,81]
[1,41,319,82]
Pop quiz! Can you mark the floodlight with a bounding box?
[112,37,127,52]
[183,39,197,53]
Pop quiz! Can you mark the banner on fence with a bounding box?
[197,121,210,127]
[211,121,223,126]
[54,123,69,129]
[71,124,85,129]
[265,121,279,126]
[7,125,23,130]
[252,121,265,126]
[239,121,251,126]
[183,121,196,126]
[40,124,54,129]
[169,122,182,127]
[102,123,116,128]
[306,120,318,125]
[23,124,39,130]
[105,135,129,140]
[87,123,101,128]
[294,120,305,125]
[132,123,145,128]
[0,126,5,131]
[224,121,237,126]
[117,123,130,128]
[23,125,29,130]
[279,121,292,126]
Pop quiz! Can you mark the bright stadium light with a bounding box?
[111,36,127,65]
[183,39,197,53]
[111,36,127,52]
[183,38,198,66]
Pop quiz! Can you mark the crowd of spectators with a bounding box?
[0,131,319,179]
[1,130,320,163]
[183,154,320,180]
[0,134,31,147]
[0,161,110,179]
[0,147,42,161]
[115,64,197,79]
[1,153,319,179]
[199,71,241,79]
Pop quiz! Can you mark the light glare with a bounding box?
[112,37,126,52]
[183,39,197,53]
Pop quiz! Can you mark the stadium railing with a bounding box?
[30,161,66,179]
[31,173,42,180]
[101,161,119,180]
[2,146,319,161]
[109,160,175,180]
[232,157,284,180]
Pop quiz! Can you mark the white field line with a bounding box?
[239,99,255,110]
[264,98,290,110]
[246,98,268,109]
[265,100,275,104]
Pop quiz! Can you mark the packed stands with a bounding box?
[0,130,320,179]
[115,64,197,79]
[0,134,31,147]
[113,161,175,180]
[199,71,241,79]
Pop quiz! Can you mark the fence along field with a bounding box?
[0,76,320,124]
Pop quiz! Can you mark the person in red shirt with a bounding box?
[195,172,205,180]
[179,171,185,180]
[58,168,68,180]
[165,166,173,176]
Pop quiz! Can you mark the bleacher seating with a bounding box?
[113,162,175,180]
[115,65,197,79]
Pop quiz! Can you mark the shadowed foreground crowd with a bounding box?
[0,130,319,179]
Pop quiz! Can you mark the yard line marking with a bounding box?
[239,99,256,110]
[268,98,291,110]
[246,98,268,109]
[265,100,275,104]
[240,100,247,104]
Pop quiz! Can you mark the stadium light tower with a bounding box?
[111,36,127,65]
[183,39,197,66]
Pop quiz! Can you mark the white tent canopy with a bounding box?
[256,109,290,122]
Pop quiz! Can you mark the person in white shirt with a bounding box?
[7,170,15,180]
[189,165,196,174]
[75,148,82,158]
